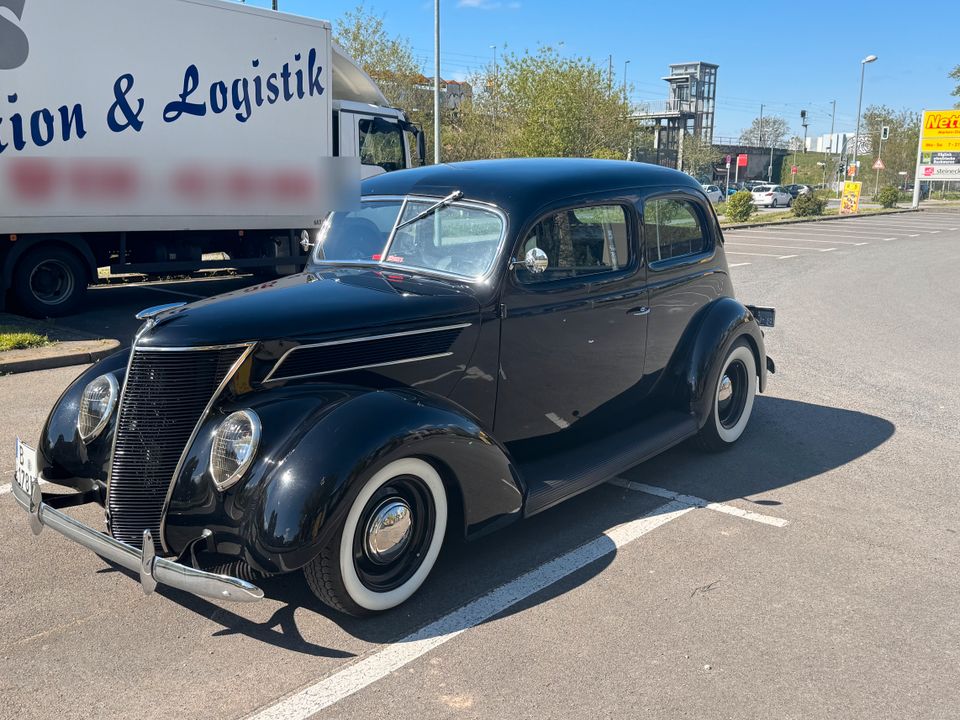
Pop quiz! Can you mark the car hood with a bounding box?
[138,268,482,349]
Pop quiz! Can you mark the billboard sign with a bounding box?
[916,110,960,182]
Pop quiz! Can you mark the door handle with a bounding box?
[630,306,650,316]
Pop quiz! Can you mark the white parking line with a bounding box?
[728,262,751,268]
[249,499,693,720]
[609,478,790,528]
[725,251,796,259]
[729,233,868,245]
[882,237,897,242]
[726,243,833,252]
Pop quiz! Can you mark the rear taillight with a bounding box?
[765,192,774,196]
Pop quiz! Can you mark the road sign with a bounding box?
[725,154,732,164]
[791,165,798,175]
[872,158,885,170]
[848,165,857,177]
[737,154,748,167]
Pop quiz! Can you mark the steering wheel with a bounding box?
[325,218,384,260]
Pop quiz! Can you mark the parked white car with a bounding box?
[750,185,793,208]
[701,184,724,203]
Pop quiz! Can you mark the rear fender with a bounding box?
[670,297,767,428]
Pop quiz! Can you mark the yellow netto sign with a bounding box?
[916,110,960,182]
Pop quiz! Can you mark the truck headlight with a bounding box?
[210,410,261,491]
[78,374,119,443]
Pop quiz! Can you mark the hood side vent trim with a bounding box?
[264,323,470,383]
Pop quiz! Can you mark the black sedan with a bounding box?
[13,159,775,615]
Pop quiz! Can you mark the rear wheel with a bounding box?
[771,198,778,208]
[696,339,757,452]
[12,246,88,318]
[304,457,447,615]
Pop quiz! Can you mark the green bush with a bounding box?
[876,186,900,209]
[725,191,755,222]
[791,193,827,217]
[714,201,727,216]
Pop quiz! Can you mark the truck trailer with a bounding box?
[0,0,423,316]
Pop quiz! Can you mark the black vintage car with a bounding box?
[13,159,775,615]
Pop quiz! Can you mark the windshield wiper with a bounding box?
[394,190,463,232]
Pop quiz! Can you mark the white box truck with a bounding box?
[0,0,423,316]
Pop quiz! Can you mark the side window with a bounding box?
[644,198,708,264]
[358,117,405,172]
[517,205,631,284]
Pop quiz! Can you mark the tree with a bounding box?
[739,115,789,148]
[861,105,921,191]
[951,65,960,108]
[333,4,425,109]
[679,133,720,178]
[495,46,632,159]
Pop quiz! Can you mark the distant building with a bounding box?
[807,132,871,155]
[630,62,718,169]
[418,76,473,110]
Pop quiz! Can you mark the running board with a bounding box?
[522,411,698,517]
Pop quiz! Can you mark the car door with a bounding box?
[495,200,647,452]
[641,191,724,392]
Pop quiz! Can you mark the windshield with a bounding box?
[313,197,505,279]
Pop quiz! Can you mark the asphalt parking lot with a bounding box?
[1,210,959,720]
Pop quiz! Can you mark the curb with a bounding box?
[721,207,920,231]
[0,339,122,374]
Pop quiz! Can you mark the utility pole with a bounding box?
[622,59,631,100]
[433,0,441,164]
[826,99,836,190]
[491,45,499,156]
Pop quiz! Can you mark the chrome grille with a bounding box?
[108,346,246,553]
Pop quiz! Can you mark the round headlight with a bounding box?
[78,373,119,443]
[210,410,261,491]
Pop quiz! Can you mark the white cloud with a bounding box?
[457,0,520,8]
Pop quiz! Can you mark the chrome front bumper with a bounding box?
[11,476,263,603]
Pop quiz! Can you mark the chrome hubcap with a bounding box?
[718,374,733,403]
[365,499,413,565]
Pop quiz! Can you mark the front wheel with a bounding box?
[304,457,447,615]
[696,339,757,452]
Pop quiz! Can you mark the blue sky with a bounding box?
[241,0,959,139]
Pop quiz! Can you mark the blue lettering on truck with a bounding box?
[0,0,29,70]
[163,49,325,125]
[0,48,326,154]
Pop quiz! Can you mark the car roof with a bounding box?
[362,159,703,213]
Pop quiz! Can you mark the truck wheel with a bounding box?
[13,247,88,318]
[696,339,757,452]
[304,457,447,616]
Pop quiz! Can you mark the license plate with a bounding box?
[747,305,776,328]
[14,439,38,498]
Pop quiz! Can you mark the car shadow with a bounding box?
[133,395,894,653]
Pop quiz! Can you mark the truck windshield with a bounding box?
[313,198,505,280]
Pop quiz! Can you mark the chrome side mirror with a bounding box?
[300,230,315,253]
[512,247,549,274]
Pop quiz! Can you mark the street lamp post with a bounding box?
[490,45,499,157]
[433,0,441,164]
[851,54,877,180]
[622,59,630,100]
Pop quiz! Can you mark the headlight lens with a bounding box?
[78,374,119,443]
[210,410,261,491]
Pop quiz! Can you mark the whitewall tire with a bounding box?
[305,457,447,615]
[697,340,757,452]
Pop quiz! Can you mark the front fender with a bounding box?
[37,348,131,490]
[165,386,523,575]
[672,297,767,428]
